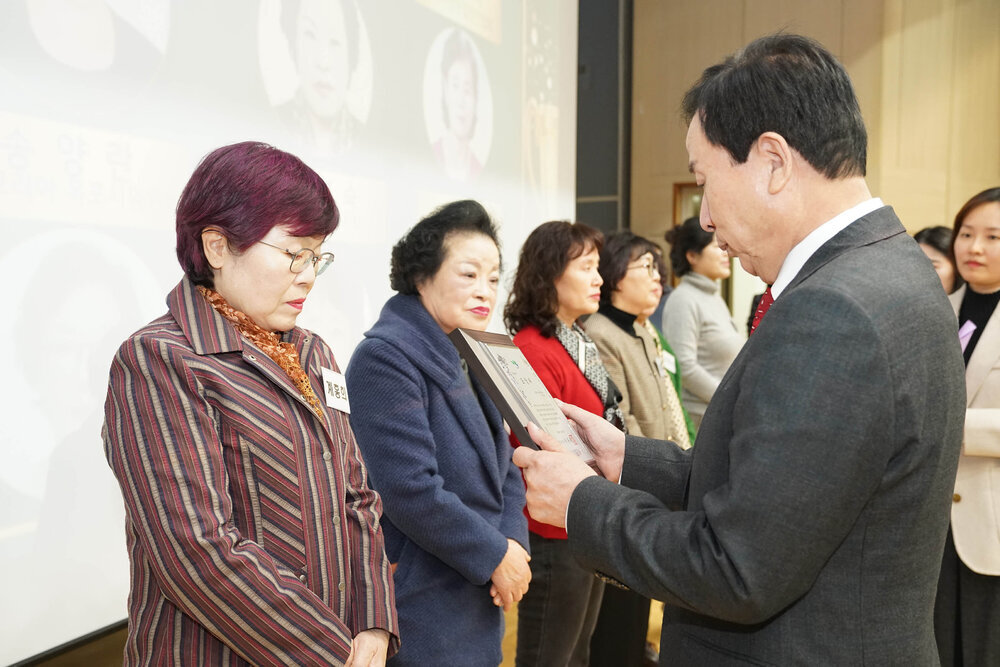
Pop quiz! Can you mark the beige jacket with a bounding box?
[950,285,1000,575]
[584,311,688,445]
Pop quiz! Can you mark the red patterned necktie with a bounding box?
[750,287,774,335]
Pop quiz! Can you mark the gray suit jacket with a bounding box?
[568,207,966,665]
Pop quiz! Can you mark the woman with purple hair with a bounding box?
[102,141,398,666]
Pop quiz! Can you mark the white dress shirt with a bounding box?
[771,198,884,299]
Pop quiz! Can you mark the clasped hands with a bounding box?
[490,538,531,610]
[511,400,626,529]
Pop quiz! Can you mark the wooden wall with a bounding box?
[631,0,1000,243]
[879,0,1000,229]
[630,0,1000,326]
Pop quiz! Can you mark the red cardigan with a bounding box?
[511,324,606,539]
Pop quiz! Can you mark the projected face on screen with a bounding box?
[259,0,373,157]
[443,47,477,142]
[4,0,169,108]
[424,28,493,182]
[295,0,351,121]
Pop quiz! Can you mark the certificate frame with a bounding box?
[448,327,596,466]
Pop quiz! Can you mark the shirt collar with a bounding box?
[771,198,883,299]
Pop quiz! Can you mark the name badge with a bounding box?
[660,351,676,375]
[322,367,351,414]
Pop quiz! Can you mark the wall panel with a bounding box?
[947,0,1000,214]
[631,0,1000,241]
[630,0,743,241]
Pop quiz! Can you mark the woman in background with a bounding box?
[504,220,624,667]
[915,225,963,294]
[648,246,698,446]
[583,231,692,666]
[662,216,745,428]
[935,187,1000,666]
[346,200,529,666]
[102,142,397,665]
[585,232,692,445]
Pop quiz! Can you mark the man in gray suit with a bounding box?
[514,34,966,664]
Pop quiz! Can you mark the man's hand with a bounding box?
[489,538,531,611]
[512,421,599,529]
[345,628,390,667]
[557,400,626,482]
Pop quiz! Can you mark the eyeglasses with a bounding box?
[627,258,661,278]
[257,240,335,276]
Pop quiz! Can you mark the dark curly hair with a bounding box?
[599,232,662,303]
[665,216,714,277]
[390,199,500,295]
[504,221,604,337]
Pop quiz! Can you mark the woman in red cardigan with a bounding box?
[504,221,625,666]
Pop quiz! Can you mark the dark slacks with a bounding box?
[589,585,651,666]
[935,527,1000,667]
[516,532,605,667]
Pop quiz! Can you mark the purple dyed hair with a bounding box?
[175,141,339,287]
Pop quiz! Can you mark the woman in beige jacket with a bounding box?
[936,186,1000,667]
[582,231,691,667]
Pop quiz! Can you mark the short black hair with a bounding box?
[665,216,715,277]
[390,199,500,295]
[913,226,954,258]
[598,232,661,303]
[682,33,867,179]
[915,225,964,293]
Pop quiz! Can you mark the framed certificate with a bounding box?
[449,327,596,466]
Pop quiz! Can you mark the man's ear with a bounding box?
[755,132,793,195]
[201,229,229,270]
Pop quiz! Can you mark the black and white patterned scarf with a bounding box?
[554,321,626,432]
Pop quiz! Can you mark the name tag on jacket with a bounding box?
[322,367,351,413]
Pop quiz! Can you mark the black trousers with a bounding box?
[589,584,651,666]
[934,527,1000,667]
[516,533,605,667]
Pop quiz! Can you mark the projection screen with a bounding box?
[0,1,578,662]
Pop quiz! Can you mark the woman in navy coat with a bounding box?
[346,200,530,666]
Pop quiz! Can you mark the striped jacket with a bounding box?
[102,278,398,666]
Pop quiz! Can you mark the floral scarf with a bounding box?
[198,286,324,418]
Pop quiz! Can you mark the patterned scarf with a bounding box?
[553,321,626,432]
[197,286,325,418]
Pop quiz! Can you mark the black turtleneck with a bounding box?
[599,303,639,336]
[958,287,1000,364]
